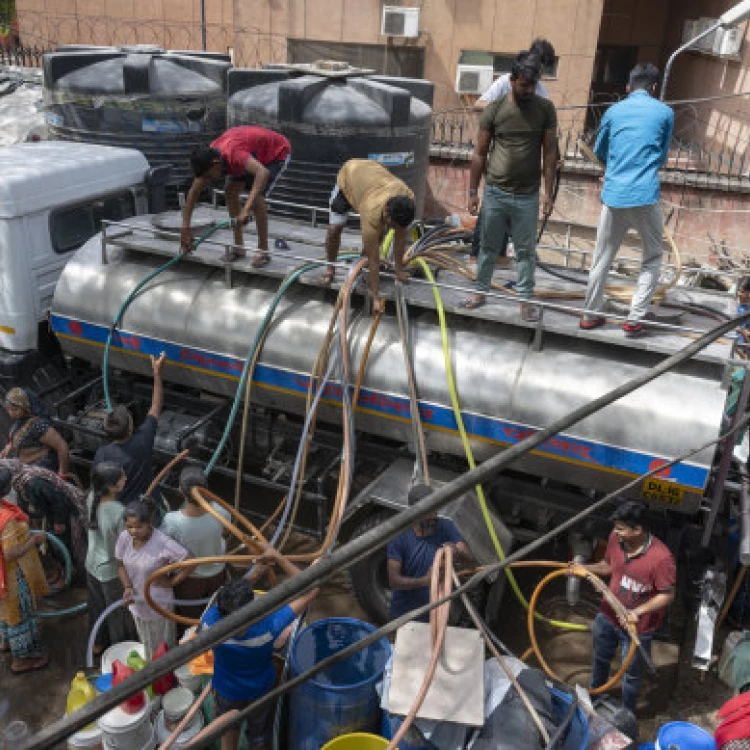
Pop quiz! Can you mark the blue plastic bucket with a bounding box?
[549,687,589,750]
[656,722,716,750]
[288,618,391,750]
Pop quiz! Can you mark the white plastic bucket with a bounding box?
[67,723,103,749]
[101,642,145,676]
[97,693,152,750]
[155,709,204,749]
[174,663,203,694]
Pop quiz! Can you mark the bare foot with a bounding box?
[395,269,410,283]
[319,267,335,286]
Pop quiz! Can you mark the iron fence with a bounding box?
[0,42,47,68]
[429,107,750,183]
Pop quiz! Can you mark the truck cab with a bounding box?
[0,142,163,433]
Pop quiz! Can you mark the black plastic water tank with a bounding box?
[227,63,433,219]
[43,45,230,200]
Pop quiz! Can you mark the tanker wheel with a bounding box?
[347,510,392,625]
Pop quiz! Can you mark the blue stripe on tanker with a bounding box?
[50,313,710,492]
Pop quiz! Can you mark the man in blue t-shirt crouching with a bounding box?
[387,484,474,623]
[201,548,318,750]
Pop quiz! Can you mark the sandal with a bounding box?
[460,296,486,310]
[251,251,271,268]
[10,655,49,675]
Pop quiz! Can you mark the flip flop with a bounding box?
[10,656,49,675]
[460,296,486,310]
[251,251,271,268]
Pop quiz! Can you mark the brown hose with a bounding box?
[158,682,211,750]
[147,449,190,497]
[527,566,638,694]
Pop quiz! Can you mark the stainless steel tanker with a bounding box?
[49,210,731,517]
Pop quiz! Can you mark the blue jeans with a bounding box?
[476,184,538,298]
[590,613,653,713]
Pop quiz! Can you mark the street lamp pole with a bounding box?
[661,0,750,101]
[200,0,207,51]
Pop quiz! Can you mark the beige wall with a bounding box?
[663,0,750,160]
[234,0,604,123]
[16,0,234,53]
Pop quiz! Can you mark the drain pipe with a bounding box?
[566,534,593,607]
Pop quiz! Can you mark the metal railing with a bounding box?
[430,107,750,183]
[0,42,48,68]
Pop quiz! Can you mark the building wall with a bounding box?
[598,0,671,64]
[233,0,605,123]
[15,0,234,53]
[663,0,750,163]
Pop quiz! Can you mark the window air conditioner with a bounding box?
[455,64,494,95]
[381,6,420,38]
[713,25,745,57]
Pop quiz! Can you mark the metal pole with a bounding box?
[21,311,750,750]
[200,0,207,51]
[661,22,721,101]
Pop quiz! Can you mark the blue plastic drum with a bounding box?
[288,618,391,750]
[656,722,716,750]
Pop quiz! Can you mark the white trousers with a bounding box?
[584,203,664,322]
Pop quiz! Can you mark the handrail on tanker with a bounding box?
[98,218,733,346]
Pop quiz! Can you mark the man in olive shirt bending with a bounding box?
[463,51,557,322]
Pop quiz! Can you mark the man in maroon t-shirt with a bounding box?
[574,500,675,713]
[181,126,291,267]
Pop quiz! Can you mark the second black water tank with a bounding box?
[227,63,433,219]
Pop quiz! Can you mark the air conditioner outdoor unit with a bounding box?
[713,25,745,57]
[455,64,494,95]
[381,6,420,38]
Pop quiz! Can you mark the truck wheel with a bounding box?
[348,511,393,625]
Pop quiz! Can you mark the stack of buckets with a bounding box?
[65,641,205,750]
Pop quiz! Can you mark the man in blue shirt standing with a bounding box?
[201,547,318,750]
[580,63,674,337]
[387,484,473,622]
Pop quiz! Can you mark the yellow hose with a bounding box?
[415,258,587,632]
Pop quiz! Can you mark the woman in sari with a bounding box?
[0,458,88,576]
[0,467,49,674]
[1,387,69,475]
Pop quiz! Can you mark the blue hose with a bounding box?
[102,220,232,410]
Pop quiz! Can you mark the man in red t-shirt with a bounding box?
[574,500,676,713]
[181,126,291,267]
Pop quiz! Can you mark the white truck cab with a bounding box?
[0,142,163,399]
